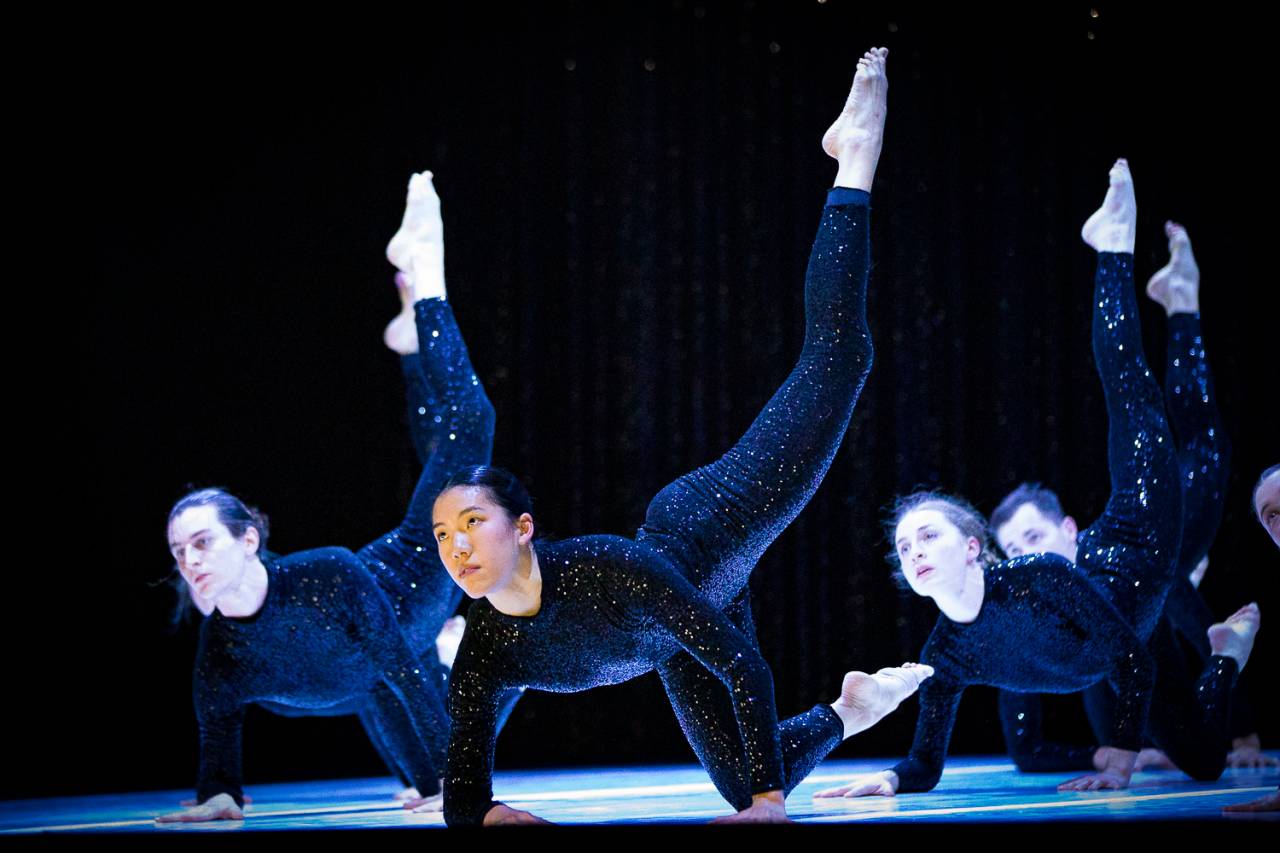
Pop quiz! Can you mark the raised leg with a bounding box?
[1074,161,1182,640]
[636,53,888,601]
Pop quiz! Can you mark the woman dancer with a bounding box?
[158,174,495,821]
[815,161,1261,800]
[992,222,1266,775]
[436,48,929,826]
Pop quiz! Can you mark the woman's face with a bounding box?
[893,508,980,600]
[433,486,532,599]
[168,505,258,602]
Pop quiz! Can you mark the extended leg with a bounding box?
[637,52,888,601]
[1076,161,1182,640]
[1147,223,1229,577]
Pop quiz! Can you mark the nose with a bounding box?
[183,544,201,569]
[910,541,927,563]
[452,532,471,561]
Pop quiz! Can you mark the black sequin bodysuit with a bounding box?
[998,312,1246,777]
[192,299,494,805]
[891,252,1229,793]
[443,189,874,826]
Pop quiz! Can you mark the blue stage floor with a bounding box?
[3,755,1276,833]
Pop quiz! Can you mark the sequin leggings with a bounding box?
[1074,254,1183,642]
[632,190,874,809]
[1080,311,1240,779]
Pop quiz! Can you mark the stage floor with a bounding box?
[4,755,1276,833]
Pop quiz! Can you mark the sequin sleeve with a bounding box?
[192,631,249,807]
[890,670,964,793]
[442,609,517,827]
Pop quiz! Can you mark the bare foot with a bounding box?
[1145,221,1200,316]
[393,786,420,802]
[435,615,466,669]
[1208,602,1261,671]
[1081,159,1136,253]
[386,171,442,270]
[823,47,888,192]
[383,272,419,355]
[831,662,933,739]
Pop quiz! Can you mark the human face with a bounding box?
[1255,470,1280,549]
[168,505,258,602]
[433,486,530,599]
[894,508,980,600]
[995,503,1078,561]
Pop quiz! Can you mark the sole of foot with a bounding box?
[1208,602,1261,671]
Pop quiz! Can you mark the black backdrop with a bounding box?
[22,3,1275,801]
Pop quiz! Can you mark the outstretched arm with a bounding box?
[156,655,249,823]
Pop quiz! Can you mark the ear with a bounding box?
[1061,515,1079,541]
[516,513,536,546]
[966,536,981,562]
[243,526,261,556]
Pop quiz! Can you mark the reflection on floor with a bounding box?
[3,755,1276,832]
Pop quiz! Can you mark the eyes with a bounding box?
[170,536,212,559]
[436,516,482,542]
[897,529,937,556]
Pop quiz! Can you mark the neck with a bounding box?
[214,557,270,618]
[489,546,542,617]
[937,562,985,624]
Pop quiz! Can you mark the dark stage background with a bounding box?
[23,3,1275,801]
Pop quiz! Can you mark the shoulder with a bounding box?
[272,547,371,588]
[540,535,678,582]
[985,553,1074,594]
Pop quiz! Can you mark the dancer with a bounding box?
[1222,466,1280,813]
[158,174,496,821]
[437,48,928,827]
[815,160,1261,800]
[989,223,1267,775]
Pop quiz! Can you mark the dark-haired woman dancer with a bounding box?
[816,162,1261,801]
[434,49,931,827]
[158,173,498,821]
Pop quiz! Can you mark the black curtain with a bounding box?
[21,3,1273,800]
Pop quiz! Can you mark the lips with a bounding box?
[459,564,481,579]
[914,565,934,582]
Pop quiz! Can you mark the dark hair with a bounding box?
[1254,464,1280,519]
[885,490,1000,588]
[989,482,1065,535]
[163,488,270,626]
[167,487,270,550]
[437,466,537,534]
